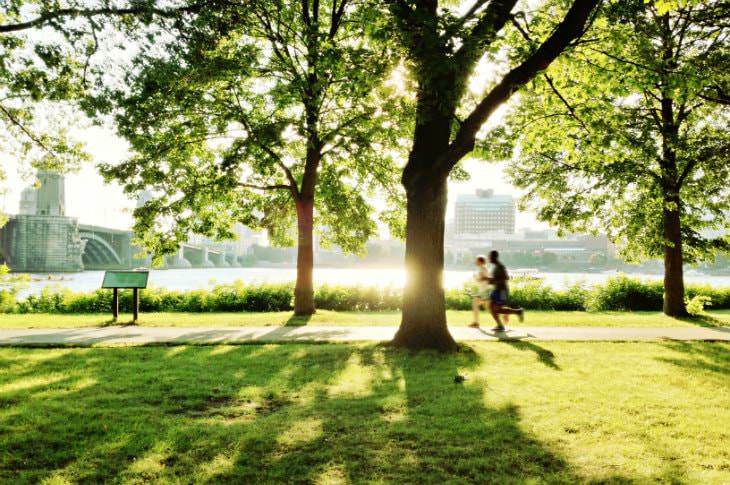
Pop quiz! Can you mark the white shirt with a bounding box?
[474,265,490,293]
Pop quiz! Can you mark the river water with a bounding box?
[15,267,730,295]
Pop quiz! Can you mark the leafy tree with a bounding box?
[493,0,730,316]
[385,0,601,350]
[0,1,200,219]
[98,0,406,315]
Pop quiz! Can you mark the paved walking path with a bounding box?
[0,325,729,346]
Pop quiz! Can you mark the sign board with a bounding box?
[102,271,149,289]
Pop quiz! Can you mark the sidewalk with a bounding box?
[0,325,729,346]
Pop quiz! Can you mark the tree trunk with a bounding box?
[294,198,315,315]
[662,195,686,316]
[392,177,457,351]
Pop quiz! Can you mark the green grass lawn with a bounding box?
[1,342,729,483]
[0,309,729,329]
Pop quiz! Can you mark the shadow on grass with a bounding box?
[476,328,560,370]
[502,340,561,370]
[674,313,728,328]
[658,340,730,377]
[0,343,681,483]
[285,313,313,326]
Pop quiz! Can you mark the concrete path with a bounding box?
[0,325,729,346]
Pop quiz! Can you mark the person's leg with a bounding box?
[470,298,483,328]
[495,306,524,322]
[489,302,505,329]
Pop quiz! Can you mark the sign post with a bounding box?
[101,271,150,323]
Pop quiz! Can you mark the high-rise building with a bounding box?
[454,189,515,235]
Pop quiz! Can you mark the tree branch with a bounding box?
[452,0,517,72]
[0,102,58,158]
[441,0,602,175]
[0,4,200,33]
[543,73,588,132]
[239,182,292,191]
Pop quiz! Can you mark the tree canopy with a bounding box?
[96,0,408,313]
[491,0,730,314]
[0,1,201,216]
[384,0,601,349]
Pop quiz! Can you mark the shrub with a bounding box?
[4,276,729,314]
[685,284,730,309]
[314,285,400,311]
[586,276,664,311]
[685,295,712,316]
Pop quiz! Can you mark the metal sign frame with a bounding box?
[101,270,150,322]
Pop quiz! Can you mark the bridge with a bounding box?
[0,171,240,272]
[0,219,239,272]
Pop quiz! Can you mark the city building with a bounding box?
[454,189,516,236]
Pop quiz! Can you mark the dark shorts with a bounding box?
[489,289,509,306]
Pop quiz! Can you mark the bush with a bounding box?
[686,295,712,316]
[4,276,729,314]
[315,285,400,311]
[685,284,730,310]
[586,276,664,311]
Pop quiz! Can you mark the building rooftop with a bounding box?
[455,193,514,204]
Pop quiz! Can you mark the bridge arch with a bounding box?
[79,232,122,266]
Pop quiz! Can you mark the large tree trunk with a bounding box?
[662,195,686,316]
[392,104,458,351]
[294,198,315,315]
[392,177,457,351]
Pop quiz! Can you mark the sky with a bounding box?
[1,123,548,233]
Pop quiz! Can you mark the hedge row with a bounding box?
[1,276,729,314]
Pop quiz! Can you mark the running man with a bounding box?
[486,250,523,331]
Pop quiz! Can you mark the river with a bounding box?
[14,267,730,295]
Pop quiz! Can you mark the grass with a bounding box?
[0,309,729,329]
[1,342,729,483]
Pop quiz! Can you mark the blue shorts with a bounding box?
[489,289,508,305]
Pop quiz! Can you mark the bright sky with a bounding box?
[1,124,547,232]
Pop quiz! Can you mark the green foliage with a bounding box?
[685,295,712,316]
[315,285,401,311]
[16,283,294,314]
[585,276,665,312]
[96,0,408,261]
[685,284,730,309]
[0,264,29,311]
[492,1,730,266]
[8,277,729,314]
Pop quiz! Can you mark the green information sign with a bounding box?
[102,271,149,289]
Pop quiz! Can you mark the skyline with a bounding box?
[2,124,549,234]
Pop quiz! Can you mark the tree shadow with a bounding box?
[674,313,727,328]
[475,328,560,370]
[657,340,730,377]
[501,340,561,370]
[285,313,313,326]
[0,343,697,483]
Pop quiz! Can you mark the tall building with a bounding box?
[454,189,515,235]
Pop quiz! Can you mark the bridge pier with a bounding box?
[1,215,84,272]
[166,247,192,268]
[225,254,239,267]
